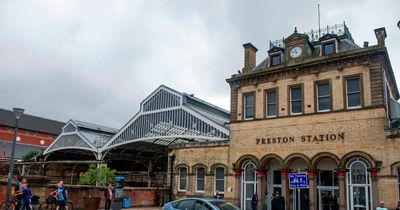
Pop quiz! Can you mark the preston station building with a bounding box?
[41,23,400,210]
[170,23,400,210]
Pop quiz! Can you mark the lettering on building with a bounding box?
[256,132,345,145]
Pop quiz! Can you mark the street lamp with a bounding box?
[5,108,24,210]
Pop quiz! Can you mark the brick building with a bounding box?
[0,108,64,160]
[170,23,400,210]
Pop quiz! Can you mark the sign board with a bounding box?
[289,173,308,189]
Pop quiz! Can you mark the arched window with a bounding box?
[214,167,225,193]
[178,167,188,192]
[346,157,371,210]
[196,167,205,193]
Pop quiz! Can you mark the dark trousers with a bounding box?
[23,201,31,210]
[105,199,112,210]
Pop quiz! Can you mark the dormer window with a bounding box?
[271,54,281,66]
[322,41,336,55]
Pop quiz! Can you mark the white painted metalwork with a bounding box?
[101,85,229,151]
[45,85,230,157]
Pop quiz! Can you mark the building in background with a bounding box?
[171,23,400,210]
[0,108,64,160]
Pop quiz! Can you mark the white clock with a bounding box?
[290,46,302,58]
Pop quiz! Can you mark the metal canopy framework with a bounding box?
[43,85,230,159]
[43,119,118,155]
[101,85,230,151]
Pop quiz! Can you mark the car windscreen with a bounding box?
[209,201,240,210]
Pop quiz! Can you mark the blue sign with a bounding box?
[289,173,308,189]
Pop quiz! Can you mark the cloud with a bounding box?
[0,0,399,128]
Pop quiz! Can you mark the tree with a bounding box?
[79,164,116,186]
[22,151,40,162]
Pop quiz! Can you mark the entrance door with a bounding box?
[350,186,368,210]
[290,189,309,210]
[242,161,257,210]
[318,189,339,210]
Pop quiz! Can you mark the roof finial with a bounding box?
[294,27,297,33]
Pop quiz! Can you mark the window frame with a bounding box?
[270,54,282,66]
[195,167,205,193]
[214,167,225,193]
[288,84,304,115]
[265,88,278,118]
[178,167,188,192]
[314,80,332,112]
[321,40,336,55]
[243,92,255,120]
[344,75,363,110]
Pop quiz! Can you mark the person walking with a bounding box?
[53,182,66,210]
[104,183,113,210]
[376,201,388,210]
[21,183,32,210]
[251,192,258,210]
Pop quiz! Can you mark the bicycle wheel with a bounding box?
[39,202,55,210]
[66,201,73,210]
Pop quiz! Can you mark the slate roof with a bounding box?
[0,108,65,135]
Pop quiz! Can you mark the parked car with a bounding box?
[163,198,240,210]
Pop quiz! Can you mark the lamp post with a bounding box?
[5,108,24,210]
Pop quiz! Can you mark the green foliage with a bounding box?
[22,151,40,162]
[79,164,116,186]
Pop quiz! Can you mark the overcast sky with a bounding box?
[1,0,399,129]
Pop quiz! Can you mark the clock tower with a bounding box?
[283,27,314,62]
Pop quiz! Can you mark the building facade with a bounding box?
[171,24,400,210]
[0,108,64,160]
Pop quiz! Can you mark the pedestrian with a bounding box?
[21,183,32,210]
[396,201,400,210]
[155,188,161,206]
[15,178,27,210]
[53,182,66,210]
[300,194,309,210]
[251,192,258,210]
[59,181,69,210]
[104,183,113,210]
[376,201,388,210]
[271,193,277,210]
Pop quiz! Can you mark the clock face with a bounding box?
[290,46,302,58]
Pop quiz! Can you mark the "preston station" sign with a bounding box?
[256,132,345,145]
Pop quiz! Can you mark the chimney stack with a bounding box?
[242,43,258,72]
[374,27,387,47]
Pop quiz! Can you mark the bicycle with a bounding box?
[39,196,73,210]
[0,197,19,210]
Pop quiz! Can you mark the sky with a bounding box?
[0,0,399,129]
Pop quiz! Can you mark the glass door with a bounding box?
[350,186,368,210]
[318,189,339,210]
[242,162,257,210]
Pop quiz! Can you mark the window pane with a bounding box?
[318,97,330,111]
[291,101,302,114]
[347,78,360,93]
[319,170,333,186]
[179,168,187,190]
[317,83,329,96]
[177,200,195,210]
[216,167,224,179]
[267,91,276,103]
[348,93,361,107]
[245,95,254,105]
[291,87,301,100]
[216,180,224,192]
[197,180,204,191]
[244,95,254,119]
[351,162,367,184]
[273,170,281,185]
[323,43,335,55]
[180,168,187,178]
[267,104,277,116]
[179,178,186,190]
[245,164,255,181]
[197,168,205,179]
[271,55,281,66]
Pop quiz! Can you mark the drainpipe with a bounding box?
[169,155,175,201]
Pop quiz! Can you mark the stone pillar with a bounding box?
[337,169,346,210]
[308,170,318,210]
[257,169,265,210]
[234,169,243,207]
[281,169,289,210]
[370,170,379,209]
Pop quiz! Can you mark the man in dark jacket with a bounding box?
[104,183,113,210]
